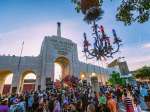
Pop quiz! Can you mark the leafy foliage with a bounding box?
[116,0,150,25]
[70,0,150,25]
[108,71,126,87]
[133,66,150,79]
[71,0,104,24]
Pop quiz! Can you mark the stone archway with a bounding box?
[20,70,36,92]
[0,70,13,95]
[54,57,70,81]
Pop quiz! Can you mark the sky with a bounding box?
[0,0,150,71]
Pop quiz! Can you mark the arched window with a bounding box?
[0,71,13,95]
[54,63,62,81]
[24,73,36,80]
[22,72,36,92]
[54,57,70,81]
[4,73,13,84]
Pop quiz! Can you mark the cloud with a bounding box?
[0,20,150,71]
[127,55,150,70]
[0,23,50,56]
[0,20,85,56]
[119,45,150,71]
[143,43,150,48]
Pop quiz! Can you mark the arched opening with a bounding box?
[21,71,36,92]
[0,70,13,95]
[54,57,70,81]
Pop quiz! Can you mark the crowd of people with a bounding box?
[0,82,149,112]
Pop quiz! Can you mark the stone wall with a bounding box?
[0,35,118,93]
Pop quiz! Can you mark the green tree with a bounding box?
[71,0,150,25]
[133,66,150,79]
[108,71,126,87]
[116,0,150,25]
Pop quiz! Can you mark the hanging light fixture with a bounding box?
[71,0,122,60]
[83,24,122,60]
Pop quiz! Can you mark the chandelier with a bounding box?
[83,23,122,60]
[71,0,122,60]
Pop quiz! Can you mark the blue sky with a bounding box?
[0,0,150,71]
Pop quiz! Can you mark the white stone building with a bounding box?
[0,23,116,94]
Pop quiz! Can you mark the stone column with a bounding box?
[101,74,104,85]
[98,74,102,86]
[0,79,5,94]
[40,75,46,90]
[91,75,99,93]
[51,63,54,81]
[11,71,21,94]
[86,73,91,84]
[35,73,40,91]
[40,61,54,90]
